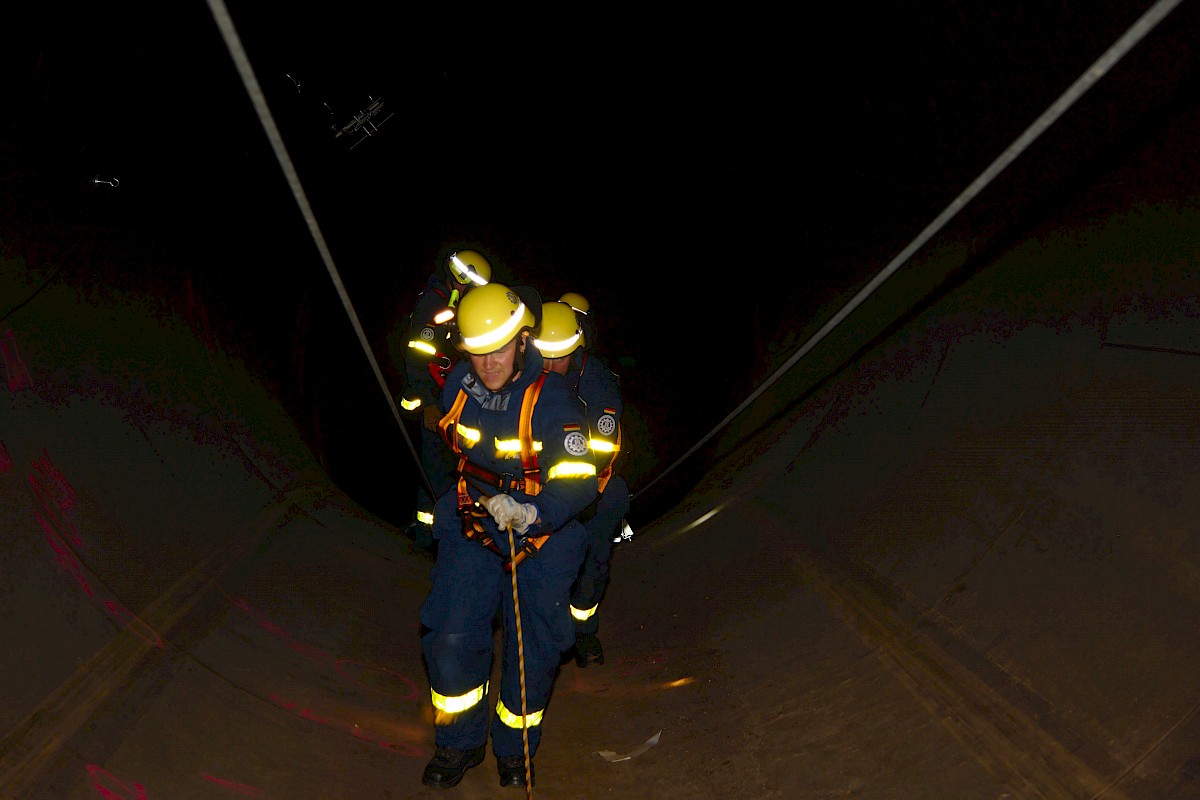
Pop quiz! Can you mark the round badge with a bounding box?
[564,431,589,456]
[419,326,436,341]
[597,414,616,436]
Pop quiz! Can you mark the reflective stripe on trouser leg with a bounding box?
[432,679,488,716]
[570,476,630,636]
[420,496,506,750]
[421,630,492,749]
[496,697,544,729]
[417,428,458,548]
[570,601,598,624]
[491,519,587,757]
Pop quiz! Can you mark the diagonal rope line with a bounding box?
[204,0,436,503]
[635,0,1186,501]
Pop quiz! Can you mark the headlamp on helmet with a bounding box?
[447,249,493,287]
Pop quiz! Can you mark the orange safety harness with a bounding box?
[438,374,549,570]
[596,423,620,493]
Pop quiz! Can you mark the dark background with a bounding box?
[6,1,1197,526]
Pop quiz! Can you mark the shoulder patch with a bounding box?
[597,414,617,436]
[419,326,436,341]
[564,430,589,456]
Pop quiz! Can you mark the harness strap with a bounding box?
[518,374,546,494]
[438,390,468,453]
[505,374,550,571]
[437,389,502,554]
[439,377,551,566]
[459,458,533,495]
[459,498,504,557]
[597,422,621,494]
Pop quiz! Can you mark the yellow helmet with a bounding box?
[446,249,492,287]
[559,291,590,315]
[457,283,536,354]
[533,301,586,359]
[559,291,597,350]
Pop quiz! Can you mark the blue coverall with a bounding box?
[419,345,598,758]
[395,270,462,549]
[562,350,631,638]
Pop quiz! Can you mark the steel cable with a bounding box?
[634,0,1186,502]
[203,0,436,504]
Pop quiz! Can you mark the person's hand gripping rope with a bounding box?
[482,493,539,534]
[481,494,545,570]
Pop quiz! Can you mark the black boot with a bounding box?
[497,754,533,788]
[574,632,604,667]
[422,744,485,789]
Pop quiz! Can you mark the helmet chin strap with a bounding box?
[506,334,530,388]
[514,345,526,374]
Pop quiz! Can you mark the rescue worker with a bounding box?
[419,282,598,790]
[533,295,631,668]
[393,248,492,551]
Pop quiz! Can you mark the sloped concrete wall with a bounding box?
[0,259,428,798]
[686,196,1200,797]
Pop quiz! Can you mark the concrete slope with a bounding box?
[4,168,1200,800]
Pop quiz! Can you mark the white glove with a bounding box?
[482,494,539,534]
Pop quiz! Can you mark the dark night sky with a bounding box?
[7,1,1198,522]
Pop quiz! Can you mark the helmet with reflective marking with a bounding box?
[559,292,590,315]
[446,249,493,287]
[533,301,586,359]
[558,291,596,350]
[457,283,536,355]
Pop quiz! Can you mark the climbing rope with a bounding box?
[505,524,535,798]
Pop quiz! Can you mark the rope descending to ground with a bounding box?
[506,524,535,799]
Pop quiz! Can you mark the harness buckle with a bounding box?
[458,500,504,557]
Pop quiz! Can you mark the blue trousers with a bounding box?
[413,427,457,549]
[420,490,587,756]
[570,476,631,636]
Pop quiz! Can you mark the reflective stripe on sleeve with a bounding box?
[408,340,438,356]
[547,461,597,480]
